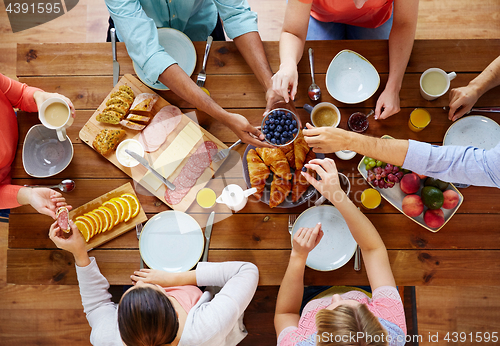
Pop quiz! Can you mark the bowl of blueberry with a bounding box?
[261,108,300,146]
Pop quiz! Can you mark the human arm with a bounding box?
[274,224,323,336]
[301,158,396,290]
[375,0,418,120]
[303,124,409,166]
[272,0,312,103]
[448,55,500,121]
[130,268,197,287]
[0,73,41,112]
[33,90,75,118]
[0,187,70,218]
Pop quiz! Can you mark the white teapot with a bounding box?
[216,184,257,212]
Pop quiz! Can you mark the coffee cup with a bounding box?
[419,68,457,101]
[310,102,341,128]
[38,97,73,141]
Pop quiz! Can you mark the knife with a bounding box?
[111,28,119,86]
[202,211,215,262]
[125,149,176,191]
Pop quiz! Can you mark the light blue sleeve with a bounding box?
[403,140,500,188]
[214,0,258,39]
[105,0,176,84]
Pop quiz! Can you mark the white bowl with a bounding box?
[326,50,380,104]
[22,125,74,178]
[116,139,144,167]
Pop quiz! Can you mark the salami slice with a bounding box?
[176,174,198,189]
[204,141,218,162]
[165,185,190,205]
[56,207,70,233]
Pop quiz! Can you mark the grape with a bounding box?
[387,173,396,182]
[395,171,404,179]
[386,181,395,188]
[386,163,393,171]
[393,165,399,174]
[373,166,382,174]
[375,174,381,180]
[394,176,400,183]
[372,179,379,187]
[380,171,387,178]
[376,160,383,167]
[364,157,371,165]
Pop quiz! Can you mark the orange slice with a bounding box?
[75,220,91,242]
[117,197,132,222]
[99,206,115,231]
[111,197,127,222]
[103,201,121,226]
[93,208,110,232]
[85,212,101,235]
[121,193,140,218]
[88,210,104,234]
[75,215,96,238]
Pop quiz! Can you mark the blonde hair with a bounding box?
[315,305,388,346]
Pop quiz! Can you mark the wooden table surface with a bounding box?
[8,39,500,286]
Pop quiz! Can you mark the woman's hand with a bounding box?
[131,269,171,286]
[292,223,323,259]
[271,62,299,103]
[448,85,480,121]
[226,112,273,148]
[18,187,71,219]
[264,88,285,116]
[301,158,346,204]
[303,123,350,153]
[48,220,89,266]
[33,91,76,118]
[374,88,401,120]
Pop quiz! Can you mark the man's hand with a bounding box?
[292,223,323,259]
[33,91,76,118]
[264,88,285,116]
[303,123,350,153]
[226,113,273,148]
[271,62,299,103]
[448,85,480,121]
[375,88,401,120]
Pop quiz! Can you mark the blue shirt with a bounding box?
[403,140,500,188]
[105,0,258,84]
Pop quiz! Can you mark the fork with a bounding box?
[288,214,297,234]
[212,139,242,162]
[196,36,213,87]
[136,222,144,269]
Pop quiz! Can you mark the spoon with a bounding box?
[24,179,76,192]
[307,48,321,101]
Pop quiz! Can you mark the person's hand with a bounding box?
[48,220,86,255]
[271,62,299,103]
[131,268,172,286]
[226,112,273,148]
[264,88,285,116]
[374,88,400,120]
[28,188,71,219]
[448,85,480,121]
[301,158,346,204]
[33,91,76,118]
[292,223,323,259]
[303,123,349,153]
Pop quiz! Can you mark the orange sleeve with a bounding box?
[0,184,22,208]
[0,73,42,113]
[297,0,313,3]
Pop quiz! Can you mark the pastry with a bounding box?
[126,114,151,124]
[255,148,292,181]
[130,93,159,115]
[110,90,134,105]
[294,129,309,171]
[92,129,126,156]
[96,110,122,125]
[279,143,295,169]
[104,103,128,117]
[246,149,271,200]
[269,174,291,208]
[291,150,316,202]
[120,120,146,131]
[119,85,134,98]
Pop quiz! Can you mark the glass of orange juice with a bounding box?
[408,108,431,132]
[196,188,216,208]
[361,188,382,209]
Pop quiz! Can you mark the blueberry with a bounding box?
[269,124,275,130]
[266,133,272,139]
[276,125,282,132]
[285,119,291,125]
[269,118,275,124]
[287,113,293,120]
[292,127,298,134]
[265,120,270,125]
[279,119,285,126]
[274,131,280,137]
[301,166,307,172]
[292,119,297,126]
[282,131,288,137]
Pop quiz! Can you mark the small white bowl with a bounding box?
[326,50,380,104]
[116,139,144,167]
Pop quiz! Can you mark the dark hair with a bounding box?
[118,286,179,346]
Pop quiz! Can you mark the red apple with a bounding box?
[402,195,424,217]
[442,190,459,209]
[424,209,445,229]
[400,173,421,194]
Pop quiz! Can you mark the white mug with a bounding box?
[310,102,341,128]
[420,68,457,101]
[38,97,73,141]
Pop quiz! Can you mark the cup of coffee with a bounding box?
[38,97,73,141]
[420,68,457,101]
[310,102,341,128]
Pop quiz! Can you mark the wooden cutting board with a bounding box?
[79,74,227,212]
[68,182,147,251]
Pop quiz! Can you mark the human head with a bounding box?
[118,286,179,346]
[315,304,388,346]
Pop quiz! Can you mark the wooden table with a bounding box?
[8,40,500,287]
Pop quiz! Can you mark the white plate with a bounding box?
[291,205,357,271]
[443,115,500,149]
[133,28,197,91]
[139,211,204,272]
[326,49,380,104]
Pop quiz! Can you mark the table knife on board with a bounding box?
[111,28,119,86]
[202,211,215,262]
[125,149,176,191]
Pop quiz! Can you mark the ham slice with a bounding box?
[56,207,70,233]
[139,106,182,152]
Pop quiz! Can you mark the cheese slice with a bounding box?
[140,122,204,190]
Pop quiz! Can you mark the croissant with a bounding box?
[269,174,291,208]
[279,143,295,169]
[246,149,270,200]
[256,148,292,180]
[294,130,310,171]
[291,150,316,202]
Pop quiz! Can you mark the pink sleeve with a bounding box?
[0,183,22,208]
[0,73,42,113]
[368,286,407,334]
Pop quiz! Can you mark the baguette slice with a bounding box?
[96,110,122,125]
[120,120,146,131]
[119,85,135,98]
[126,113,151,124]
[104,103,128,117]
[110,90,134,105]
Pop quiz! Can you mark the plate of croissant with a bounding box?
[243,130,324,208]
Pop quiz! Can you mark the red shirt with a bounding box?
[0,74,41,208]
[299,0,394,28]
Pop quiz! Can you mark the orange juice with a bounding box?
[361,188,382,209]
[196,188,216,208]
[408,108,431,132]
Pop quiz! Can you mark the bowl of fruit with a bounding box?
[261,108,300,146]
